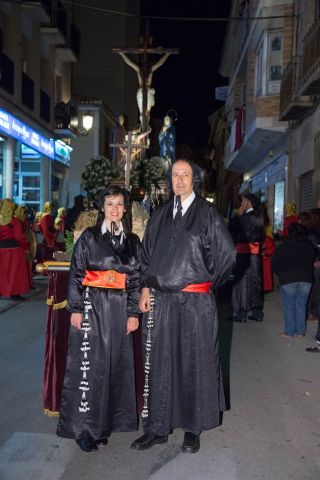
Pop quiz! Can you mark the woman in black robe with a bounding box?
[57,185,141,452]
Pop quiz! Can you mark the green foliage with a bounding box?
[131,156,165,193]
[65,230,74,255]
[81,156,121,199]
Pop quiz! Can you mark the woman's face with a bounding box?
[103,194,125,224]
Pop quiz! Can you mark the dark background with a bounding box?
[141,1,232,149]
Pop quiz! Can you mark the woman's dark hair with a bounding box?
[242,192,262,215]
[96,185,131,233]
[287,222,309,241]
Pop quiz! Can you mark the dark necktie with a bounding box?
[174,195,183,225]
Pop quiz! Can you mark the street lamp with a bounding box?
[82,112,94,133]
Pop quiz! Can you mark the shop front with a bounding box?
[0,108,71,210]
[250,153,287,231]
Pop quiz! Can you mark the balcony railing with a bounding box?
[0,52,14,95]
[279,56,313,121]
[40,89,51,123]
[301,20,320,95]
[21,72,35,110]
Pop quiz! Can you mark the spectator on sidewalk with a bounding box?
[272,223,316,338]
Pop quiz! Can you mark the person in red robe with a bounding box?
[262,225,276,292]
[39,201,57,260]
[0,199,30,300]
[282,203,299,237]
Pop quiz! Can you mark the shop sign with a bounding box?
[0,108,55,159]
[54,139,72,166]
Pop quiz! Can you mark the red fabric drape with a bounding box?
[262,236,276,292]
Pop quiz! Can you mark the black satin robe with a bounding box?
[229,211,264,316]
[57,227,141,441]
[140,195,236,435]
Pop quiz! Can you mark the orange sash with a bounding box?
[236,242,260,254]
[82,270,126,289]
[181,282,213,293]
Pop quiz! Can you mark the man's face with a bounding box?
[172,161,194,200]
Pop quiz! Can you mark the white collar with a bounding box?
[245,207,254,213]
[101,220,124,235]
[173,191,195,217]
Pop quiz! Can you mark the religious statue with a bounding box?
[117,49,173,128]
[158,115,176,171]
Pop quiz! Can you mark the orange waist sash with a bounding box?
[181,282,213,293]
[236,242,260,254]
[82,270,126,289]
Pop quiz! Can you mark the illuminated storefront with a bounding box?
[0,108,71,210]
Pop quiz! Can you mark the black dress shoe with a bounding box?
[10,295,26,301]
[95,438,108,445]
[131,433,168,450]
[76,436,98,452]
[182,432,200,454]
[305,346,320,353]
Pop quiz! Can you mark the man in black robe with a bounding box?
[131,159,236,454]
[229,193,264,322]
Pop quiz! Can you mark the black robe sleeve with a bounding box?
[208,206,236,288]
[139,209,159,289]
[126,235,141,318]
[67,230,89,313]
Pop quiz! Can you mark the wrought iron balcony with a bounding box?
[279,56,313,121]
[301,20,320,95]
[54,102,78,138]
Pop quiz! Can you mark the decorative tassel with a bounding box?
[141,291,155,419]
[78,287,91,413]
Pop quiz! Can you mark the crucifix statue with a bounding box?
[113,34,179,132]
[110,131,149,189]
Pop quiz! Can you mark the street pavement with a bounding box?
[0,282,319,480]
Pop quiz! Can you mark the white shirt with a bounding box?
[173,191,196,219]
[101,220,125,244]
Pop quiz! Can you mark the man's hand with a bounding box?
[127,317,139,334]
[70,312,83,330]
[139,287,151,312]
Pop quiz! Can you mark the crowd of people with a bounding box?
[228,195,320,354]
[2,159,320,456]
[0,194,89,300]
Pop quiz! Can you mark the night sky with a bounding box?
[141,1,232,149]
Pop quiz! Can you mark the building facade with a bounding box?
[279,0,320,212]
[0,0,78,211]
[218,0,294,230]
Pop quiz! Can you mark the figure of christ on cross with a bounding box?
[113,35,179,131]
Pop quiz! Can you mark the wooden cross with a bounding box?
[110,131,149,189]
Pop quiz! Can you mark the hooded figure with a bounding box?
[64,195,86,233]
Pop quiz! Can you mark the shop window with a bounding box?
[256,31,283,96]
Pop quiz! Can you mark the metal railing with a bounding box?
[279,56,301,115]
[302,20,320,88]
